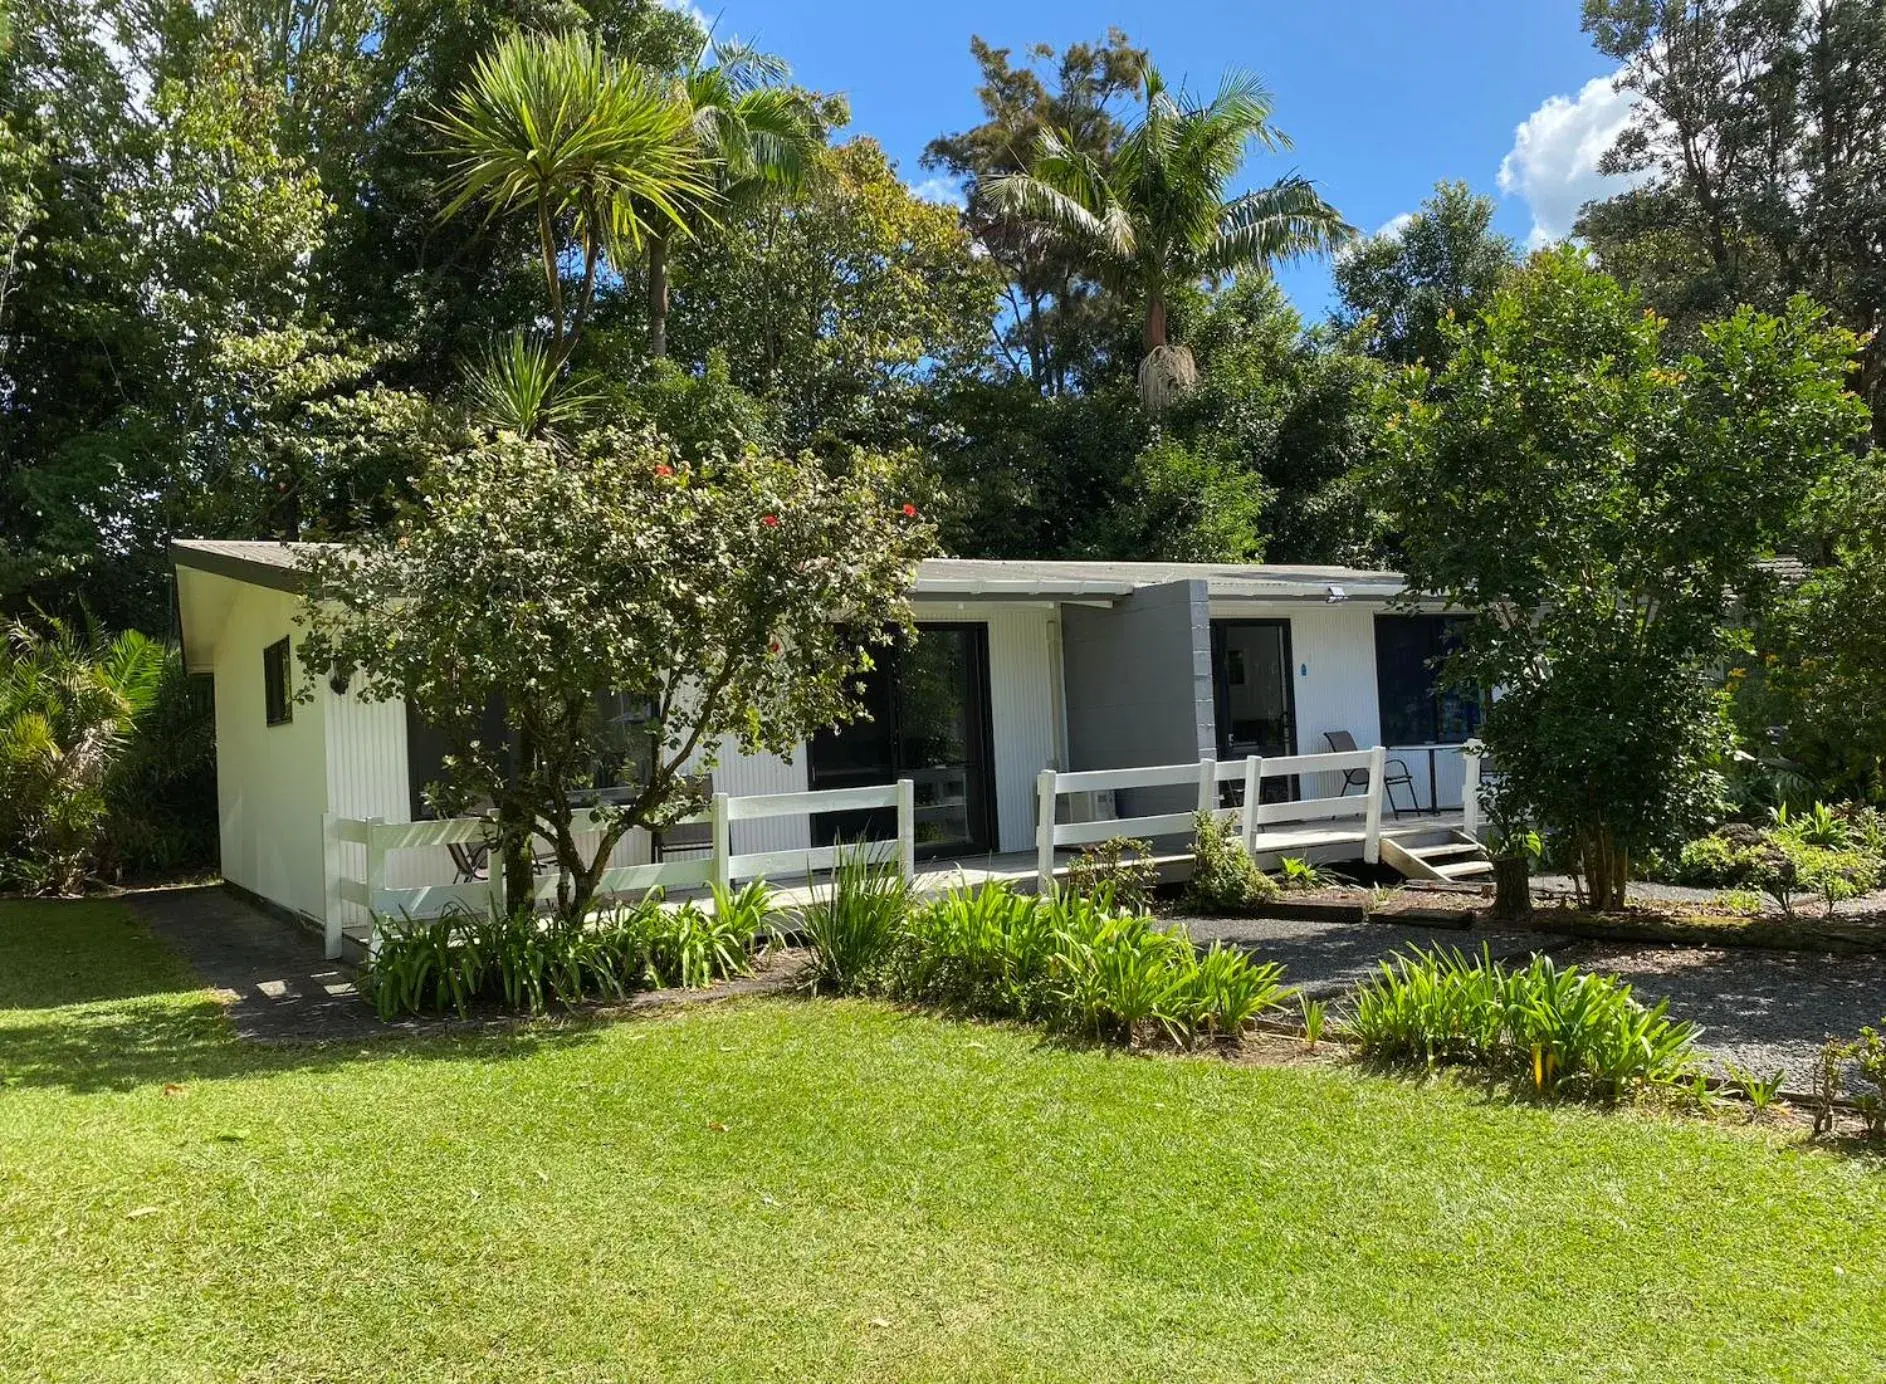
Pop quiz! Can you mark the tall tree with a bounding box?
[645,36,824,359]
[1386,249,1873,909]
[987,64,1354,408]
[924,32,1145,394]
[660,138,999,452]
[1580,0,1886,440]
[1333,181,1518,367]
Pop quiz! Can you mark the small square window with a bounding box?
[264,637,293,727]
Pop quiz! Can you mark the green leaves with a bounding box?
[1385,249,1872,903]
[432,29,711,350]
[300,428,931,925]
[0,616,167,892]
[1348,946,1700,1097]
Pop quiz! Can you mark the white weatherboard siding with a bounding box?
[205,577,330,922]
[912,602,1059,855]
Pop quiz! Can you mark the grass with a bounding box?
[4,900,1886,1382]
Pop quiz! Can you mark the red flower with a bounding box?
[768,640,782,655]
[761,514,779,528]
[901,503,918,518]
[654,463,674,478]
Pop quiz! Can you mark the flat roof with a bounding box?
[171,540,1410,602]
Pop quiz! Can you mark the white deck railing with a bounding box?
[322,780,915,959]
[1034,747,1390,892]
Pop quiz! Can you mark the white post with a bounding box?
[1362,747,1386,866]
[711,792,732,889]
[1241,756,1263,857]
[486,828,506,919]
[1462,739,1484,839]
[1036,768,1058,894]
[321,813,344,961]
[1197,756,1218,819]
[895,777,916,883]
[363,816,387,959]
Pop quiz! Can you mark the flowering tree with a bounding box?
[298,428,930,920]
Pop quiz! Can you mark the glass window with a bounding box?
[1374,615,1479,744]
[263,638,292,727]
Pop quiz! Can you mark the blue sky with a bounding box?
[681,0,1644,317]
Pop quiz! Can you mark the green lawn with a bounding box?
[3,901,1885,1382]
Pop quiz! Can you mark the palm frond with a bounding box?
[1205,175,1357,274]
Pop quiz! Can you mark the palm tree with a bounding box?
[646,36,824,358]
[433,29,712,363]
[987,66,1355,407]
[0,617,165,894]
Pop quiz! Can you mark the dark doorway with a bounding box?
[808,624,997,857]
[1211,619,1297,804]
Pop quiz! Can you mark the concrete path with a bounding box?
[122,885,386,1044]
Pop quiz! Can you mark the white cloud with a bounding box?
[1373,212,1416,241]
[1497,70,1651,248]
[908,176,967,209]
[660,0,709,29]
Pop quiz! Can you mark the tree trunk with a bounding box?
[1581,824,1629,913]
[647,233,670,359]
[1491,855,1533,924]
[1142,292,1167,353]
[502,727,538,918]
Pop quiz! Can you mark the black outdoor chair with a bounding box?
[653,774,714,860]
[1323,730,1421,817]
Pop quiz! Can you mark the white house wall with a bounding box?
[206,577,330,921]
[1285,603,1383,799]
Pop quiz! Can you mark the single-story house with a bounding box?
[172,541,1481,931]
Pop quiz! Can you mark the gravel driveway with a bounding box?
[1177,911,1886,1088]
[1579,944,1886,1087]
[1173,914,1569,1000]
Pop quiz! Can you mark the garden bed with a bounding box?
[1528,900,1886,955]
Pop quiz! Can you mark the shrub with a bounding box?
[363,888,774,1019]
[0,617,166,893]
[800,845,911,991]
[1276,856,1333,891]
[1183,812,1280,914]
[1347,947,1699,1098]
[894,880,1061,1018]
[99,658,217,879]
[1819,1021,1886,1141]
[1671,832,1767,888]
[640,882,772,988]
[1066,836,1159,915]
[868,880,1294,1045]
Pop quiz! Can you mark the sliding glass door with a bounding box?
[1211,619,1296,804]
[808,624,996,857]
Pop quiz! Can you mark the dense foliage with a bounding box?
[803,869,1294,1047]
[1580,0,1886,444]
[1349,947,1700,1097]
[364,882,776,1019]
[298,431,930,922]
[1386,250,1874,907]
[0,617,167,892]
